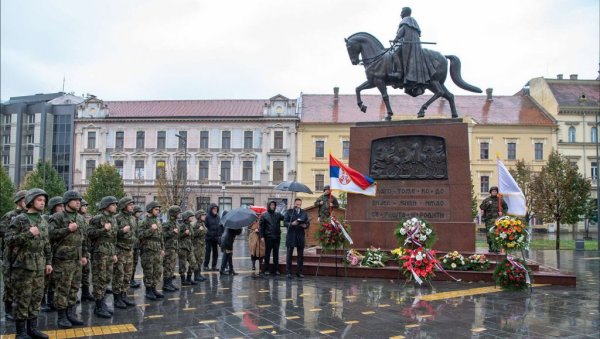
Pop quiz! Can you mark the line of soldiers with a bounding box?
[0,189,210,338]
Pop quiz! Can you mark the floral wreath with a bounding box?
[493,256,532,291]
[400,247,437,284]
[439,251,468,271]
[490,216,529,251]
[317,216,351,251]
[345,249,364,266]
[394,217,436,249]
[467,254,491,271]
[361,247,388,268]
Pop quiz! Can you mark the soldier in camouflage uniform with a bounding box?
[6,188,52,339]
[48,190,88,329]
[1,190,27,321]
[112,197,137,309]
[314,185,339,222]
[178,211,197,286]
[162,206,181,292]
[192,210,208,282]
[41,196,65,313]
[78,199,94,302]
[87,196,118,319]
[138,201,164,300]
[479,186,508,253]
[130,205,143,289]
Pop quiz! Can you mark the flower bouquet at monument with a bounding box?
[361,247,388,268]
[490,216,529,252]
[400,247,437,284]
[317,216,351,252]
[390,247,405,263]
[394,217,436,249]
[467,254,491,271]
[493,256,532,291]
[345,249,364,266]
[439,251,468,271]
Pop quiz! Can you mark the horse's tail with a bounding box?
[445,55,482,93]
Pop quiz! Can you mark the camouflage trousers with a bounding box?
[192,243,205,271]
[178,249,195,275]
[2,264,14,303]
[163,249,177,279]
[113,248,133,295]
[12,268,44,320]
[131,246,140,280]
[92,254,114,300]
[81,258,91,287]
[485,219,499,252]
[52,258,82,309]
[141,250,162,288]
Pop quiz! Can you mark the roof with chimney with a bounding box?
[300,92,556,126]
[545,79,599,109]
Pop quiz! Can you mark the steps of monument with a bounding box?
[276,260,576,286]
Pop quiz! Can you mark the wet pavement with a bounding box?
[1,236,599,338]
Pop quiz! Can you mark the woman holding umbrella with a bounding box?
[219,208,258,276]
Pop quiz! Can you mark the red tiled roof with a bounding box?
[301,94,556,125]
[104,100,269,118]
[545,80,600,108]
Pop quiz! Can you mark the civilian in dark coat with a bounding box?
[203,204,222,271]
[284,198,309,278]
[219,224,241,276]
[260,200,284,276]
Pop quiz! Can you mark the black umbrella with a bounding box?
[220,207,258,230]
[273,180,313,194]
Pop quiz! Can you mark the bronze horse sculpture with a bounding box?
[345,32,482,120]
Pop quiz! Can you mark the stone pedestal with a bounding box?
[345,119,475,252]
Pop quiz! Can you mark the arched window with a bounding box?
[591,127,598,143]
[568,126,576,143]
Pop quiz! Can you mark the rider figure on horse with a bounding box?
[391,7,434,97]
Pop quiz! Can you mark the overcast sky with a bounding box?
[1,0,598,101]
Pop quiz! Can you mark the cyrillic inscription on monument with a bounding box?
[367,182,451,221]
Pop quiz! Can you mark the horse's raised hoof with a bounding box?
[360,105,367,113]
[417,111,425,118]
[451,113,459,118]
[384,115,392,121]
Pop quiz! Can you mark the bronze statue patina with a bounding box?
[345,7,482,120]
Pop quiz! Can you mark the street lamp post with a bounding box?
[220,174,226,213]
[595,110,599,245]
[175,134,188,208]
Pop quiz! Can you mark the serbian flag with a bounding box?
[497,158,527,216]
[330,154,377,196]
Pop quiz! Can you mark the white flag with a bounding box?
[497,159,527,216]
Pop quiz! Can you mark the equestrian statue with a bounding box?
[345,7,482,121]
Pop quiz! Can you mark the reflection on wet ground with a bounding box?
[1,239,598,338]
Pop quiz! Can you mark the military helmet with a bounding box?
[25,188,49,208]
[118,197,134,211]
[181,210,195,221]
[133,205,143,214]
[13,190,27,203]
[146,201,161,213]
[81,199,89,207]
[98,196,118,210]
[489,186,499,193]
[63,190,83,204]
[323,185,331,192]
[195,209,207,218]
[168,205,182,217]
[48,196,65,211]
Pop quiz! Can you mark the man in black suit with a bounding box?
[284,198,309,279]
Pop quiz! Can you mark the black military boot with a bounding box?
[153,287,164,299]
[181,274,191,286]
[145,286,157,300]
[5,301,14,321]
[186,272,198,285]
[101,297,113,315]
[26,318,49,339]
[162,278,177,292]
[121,292,136,307]
[129,278,141,289]
[194,269,207,282]
[94,299,111,319]
[113,293,127,309]
[66,306,84,326]
[80,286,94,302]
[169,277,179,291]
[56,309,73,329]
[15,319,30,339]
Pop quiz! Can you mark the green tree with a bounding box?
[470,177,478,219]
[530,150,592,249]
[0,165,15,216]
[20,161,66,199]
[84,163,125,215]
[508,159,535,221]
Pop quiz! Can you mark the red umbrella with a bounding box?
[249,205,267,216]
